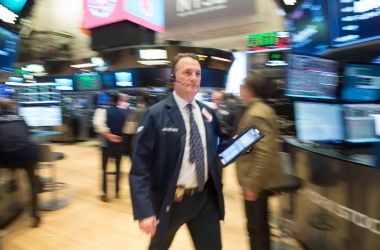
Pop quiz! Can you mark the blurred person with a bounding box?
[237,74,285,250]
[211,91,235,144]
[0,98,41,227]
[129,53,225,250]
[124,92,149,155]
[93,92,129,202]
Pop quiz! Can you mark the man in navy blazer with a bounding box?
[129,53,225,249]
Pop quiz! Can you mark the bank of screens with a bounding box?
[294,102,345,142]
[343,104,380,143]
[18,105,62,127]
[341,63,380,102]
[219,127,265,166]
[74,72,102,91]
[286,54,339,100]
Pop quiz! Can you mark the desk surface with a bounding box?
[284,137,376,168]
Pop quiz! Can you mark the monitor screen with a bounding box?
[54,78,73,91]
[341,63,380,102]
[286,54,339,100]
[137,67,170,87]
[286,0,330,54]
[97,92,112,106]
[0,26,20,73]
[115,71,134,87]
[74,72,102,91]
[201,68,227,88]
[294,101,345,142]
[0,84,15,98]
[18,105,62,127]
[101,71,115,89]
[343,104,380,143]
[329,0,380,47]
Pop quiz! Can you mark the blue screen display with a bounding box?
[341,63,380,102]
[295,102,345,142]
[0,26,20,73]
[0,84,15,98]
[97,92,111,106]
[343,104,380,143]
[1,0,28,14]
[286,0,330,54]
[201,69,227,88]
[329,0,380,47]
[54,78,73,91]
[286,54,339,100]
[101,72,115,89]
[115,71,133,87]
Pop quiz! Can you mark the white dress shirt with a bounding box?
[173,91,208,188]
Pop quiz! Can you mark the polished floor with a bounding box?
[1,141,304,250]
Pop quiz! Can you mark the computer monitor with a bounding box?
[115,71,134,87]
[74,72,102,91]
[343,104,380,143]
[55,78,73,91]
[341,63,380,102]
[18,105,62,127]
[294,101,345,142]
[286,54,339,100]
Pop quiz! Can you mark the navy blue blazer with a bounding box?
[129,93,225,235]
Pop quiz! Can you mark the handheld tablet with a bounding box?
[219,126,264,166]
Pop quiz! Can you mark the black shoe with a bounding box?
[31,216,41,228]
[100,195,110,202]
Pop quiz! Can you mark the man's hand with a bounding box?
[139,216,157,236]
[243,188,259,201]
[106,134,122,143]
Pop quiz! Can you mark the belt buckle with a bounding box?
[174,187,185,202]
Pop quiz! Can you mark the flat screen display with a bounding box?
[97,92,112,106]
[18,105,62,127]
[1,0,28,14]
[54,78,73,91]
[343,104,380,143]
[201,68,227,88]
[294,102,345,142]
[101,71,115,89]
[286,54,339,100]
[0,84,15,98]
[74,72,102,91]
[341,63,380,102]
[329,0,380,47]
[115,71,133,87]
[137,67,170,87]
[286,0,330,54]
[0,26,20,73]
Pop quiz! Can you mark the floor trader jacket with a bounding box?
[129,93,225,235]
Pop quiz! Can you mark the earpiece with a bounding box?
[169,73,175,82]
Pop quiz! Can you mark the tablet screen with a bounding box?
[219,127,264,166]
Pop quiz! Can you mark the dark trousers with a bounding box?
[244,193,270,250]
[149,186,221,250]
[101,147,122,195]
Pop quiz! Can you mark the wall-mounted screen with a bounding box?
[329,0,380,47]
[97,92,112,106]
[294,101,345,142]
[201,68,227,88]
[137,67,170,87]
[18,105,62,127]
[74,72,102,91]
[138,49,168,60]
[115,71,133,87]
[0,84,15,98]
[343,104,380,143]
[341,63,380,102]
[0,26,20,73]
[286,0,330,54]
[55,78,73,91]
[286,54,339,100]
[101,71,115,89]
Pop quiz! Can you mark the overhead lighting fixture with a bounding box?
[211,56,232,63]
[70,63,95,68]
[137,60,171,65]
[283,0,297,5]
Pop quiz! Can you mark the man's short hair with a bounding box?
[242,73,268,99]
[171,53,200,76]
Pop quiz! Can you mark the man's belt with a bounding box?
[174,186,200,202]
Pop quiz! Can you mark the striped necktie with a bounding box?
[186,103,205,190]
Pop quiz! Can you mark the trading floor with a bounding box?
[1,141,303,250]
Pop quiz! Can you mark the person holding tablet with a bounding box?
[237,74,284,250]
